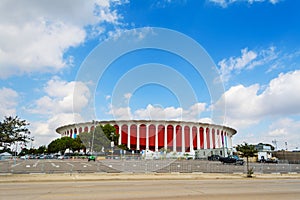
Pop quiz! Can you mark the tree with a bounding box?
[47,138,61,153]
[19,147,30,156]
[37,145,47,154]
[100,124,119,145]
[72,137,85,152]
[236,142,258,177]
[0,116,31,148]
[118,144,129,151]
[47,137,84,154]
[79,125,116,154]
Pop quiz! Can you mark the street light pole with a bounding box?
[91,120,95,155]
[111,132,114,159]
[14,142,18,165]
[30,136,34,149]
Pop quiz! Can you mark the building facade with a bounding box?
[56,120,236,156]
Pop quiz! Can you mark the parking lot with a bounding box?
[0,159,299,174]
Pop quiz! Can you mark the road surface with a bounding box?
[1,178,300,200]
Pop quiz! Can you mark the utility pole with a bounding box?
[272,140,278,151]
[285,142,288,151]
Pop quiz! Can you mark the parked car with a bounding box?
[219,155,244,165]
[260,156,279,163]
[20,155,30,160]
[88,155,96,162]
[57,155,70,160]
[208,155,220,161]
[37,155,46,159]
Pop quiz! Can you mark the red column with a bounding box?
[176,125,182,152]
[158,125,165,150]
[206,128,210,149]
[90,126,95,132]
[221,131,224,147]
[184,126,190,152]
[167,125,173,150]
[217,129,220,148]
[149,124,156,151]
[200,127,204,149]
[192,126,197,150]
[114,125,120,145]
[121,125,128,145]
[114,125,119,136]
[212,128,216,149]
[130,125,137,150]
[139,124,146,150]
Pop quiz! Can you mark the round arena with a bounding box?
[56,120,236,158]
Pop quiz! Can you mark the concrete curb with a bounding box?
[0,173,300,183]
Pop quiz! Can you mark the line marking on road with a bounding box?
[11,162,22,168]
[67,163,74,167]
[81,163,92,167]
[51,163,60,168]
[33,161,39,168]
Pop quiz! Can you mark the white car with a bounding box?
[20,155,29,160]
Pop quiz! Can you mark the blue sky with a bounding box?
[0,0,300,150]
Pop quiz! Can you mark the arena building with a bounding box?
[56,120,236,157]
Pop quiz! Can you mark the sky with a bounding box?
[0,0,300,150]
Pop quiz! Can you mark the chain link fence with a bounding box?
[1,159,300,174]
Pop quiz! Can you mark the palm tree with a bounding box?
[236,142,258,177]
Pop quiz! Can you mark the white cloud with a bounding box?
[218,46,278,82]
[30,113,85,147]
[152,0,187,8]
[107,27,154,42]
[0,81,89,147]
[214,70,300,128]
[213,84,262,128]
[134,104,183,120]
[269,0,279,4]
[268,128,287,136]
[108,105,132,120]
[232,117,300,150]
[124,93,132,100]
[0,87,18,118]
[267,118,300,150]
[0,0,126,78]
[28,77,90,147]
[209,0,280,8]
[218,48,257,81]
[30,77,90,115]
[183,103,207,121]
[262,70,300,115]
[209,0,230,8]
[107,103,207,121]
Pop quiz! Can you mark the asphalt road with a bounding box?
[1,159,299,174]
[1,179,300,200]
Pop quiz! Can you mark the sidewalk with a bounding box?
[1,172,299,183]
